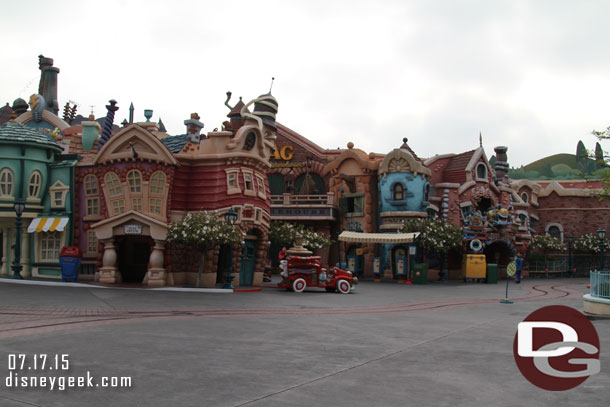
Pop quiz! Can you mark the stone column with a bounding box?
[145,240,166,287]
[21,226,31,279]
[0,227,8,277]
[98,239,119,284]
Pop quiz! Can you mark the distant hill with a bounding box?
[508,153,600,180]
[523,154,577,173]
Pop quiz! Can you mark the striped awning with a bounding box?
[338,231,420,244]
[27,217,69,233]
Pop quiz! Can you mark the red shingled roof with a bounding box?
[443,149,476,183]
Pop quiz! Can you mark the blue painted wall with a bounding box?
[378,172,429,214]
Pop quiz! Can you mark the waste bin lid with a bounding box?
[60,246,83,258]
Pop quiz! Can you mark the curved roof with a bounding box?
[0,121,62,151]
[378,148,431,177]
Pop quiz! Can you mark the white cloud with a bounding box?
[2,0,610,167]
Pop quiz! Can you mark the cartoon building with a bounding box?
[376,139,431,277]
[0,116,76,279]
[3,55,610,285]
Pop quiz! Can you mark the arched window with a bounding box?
[476,163,487,179]
[547,225,562,240]
[127,170,142,193]
[149,171,166,195]
[393,183,404,201]
[105,172,122,196]
[521,192,528,203]
[0,168,14,197]
[28,171,42,199]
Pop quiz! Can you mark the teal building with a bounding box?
[0,117,76,279]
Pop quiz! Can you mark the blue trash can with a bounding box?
[59,246,82,282]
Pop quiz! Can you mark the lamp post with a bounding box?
[597,227,606,270]
[223,208,238,289]
[566,234,574,277]
[11,199,26,280]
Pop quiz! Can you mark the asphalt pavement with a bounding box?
[0,277,607,407]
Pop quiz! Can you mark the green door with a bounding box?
[240,240,256,286]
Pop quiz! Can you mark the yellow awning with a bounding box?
[338,231,420,244]
[27,217,69,233]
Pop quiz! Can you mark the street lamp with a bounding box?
[223,208,238,289]
[566,234,574,277]
[598,227,606,270]
[11,199,26,279]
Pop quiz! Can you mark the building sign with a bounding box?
[124,224,142,235]
[346,220,363,232]
[270,143,305,168]
[271,207,335,218]
[272,144,294,161]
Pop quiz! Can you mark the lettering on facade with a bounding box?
[124,224,142,235]
[272,144,294,161]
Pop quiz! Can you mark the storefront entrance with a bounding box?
[118,236,151,283]
[391,245,409,278]
[239,239,256,286]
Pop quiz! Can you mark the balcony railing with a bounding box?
[590,270,610,299]
[270,193,335,206]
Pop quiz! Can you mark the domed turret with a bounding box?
[12,98,28,115]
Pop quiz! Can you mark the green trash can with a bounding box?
[413,263,428,284]
[486,263,498,284]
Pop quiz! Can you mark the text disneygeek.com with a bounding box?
[4,354,132,391]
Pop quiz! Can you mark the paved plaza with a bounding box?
[0,278,607,406]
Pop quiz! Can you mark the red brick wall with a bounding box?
[535,192,610,237]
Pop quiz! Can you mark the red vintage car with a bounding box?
[278,256,357,293]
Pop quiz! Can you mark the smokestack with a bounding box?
[494,146,509,182]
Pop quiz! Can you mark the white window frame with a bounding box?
[39,231,63,262]
[84,174,100,220]
[86,230,98,256]
[545,222,564,241]
[475,163,488,182]
[242,169,256,197]
[255,174,266,200]
[27,170,42,202]
[49,180,69,209]
[226,169,242,195]
[0,168,15,200]
[104,172,123,197]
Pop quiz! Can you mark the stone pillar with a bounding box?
[21,226,31,279]
[1,227,8,276]
[145,240,166,287]
[98,239,119,284]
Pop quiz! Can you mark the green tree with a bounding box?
[576,140,589,172]
[167,211,243,287]
[595,142,605,169]
[591,126,610,197]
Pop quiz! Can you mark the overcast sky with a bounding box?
[2,0,610,167]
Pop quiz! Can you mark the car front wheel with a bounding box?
[292,278,307,293]
[336,279,351,294]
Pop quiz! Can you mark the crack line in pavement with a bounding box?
[86,288,117,310]
[232,317,499,407]
[0,395,46,407]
